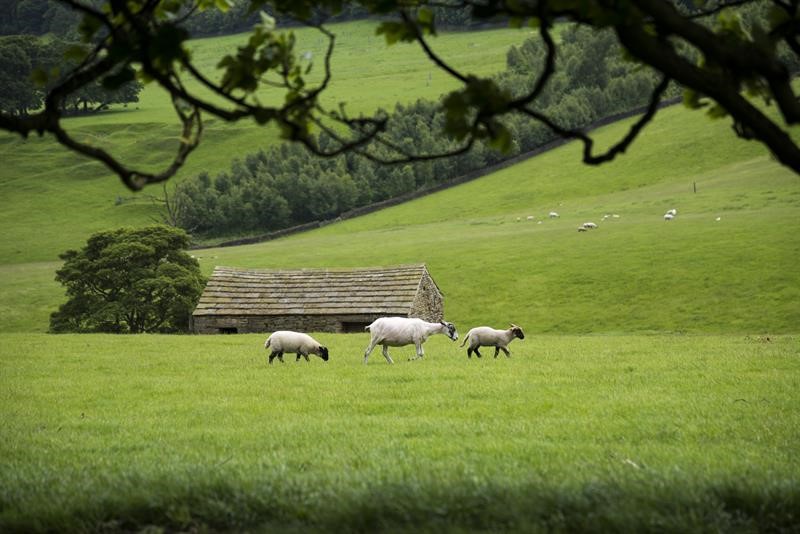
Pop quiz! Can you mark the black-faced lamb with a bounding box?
[363,317,458,364]
[264,331,329,364]
[460,324,525,358]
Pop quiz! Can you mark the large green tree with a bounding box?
[1,0,799,190]
[50,225,206,333]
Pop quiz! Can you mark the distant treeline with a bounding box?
[0,0,474,38]
[0,0,80,37]
[167,25,681,237]
[0,35,142,116]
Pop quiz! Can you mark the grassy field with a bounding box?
[1,333,798,532]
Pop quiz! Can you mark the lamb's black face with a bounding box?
[513,327,525,340]
[319,346,329,361]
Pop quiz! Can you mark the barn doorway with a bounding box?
[341,321,370,333]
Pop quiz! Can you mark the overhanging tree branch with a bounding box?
[615,21,800,171]
[1,0,799,190]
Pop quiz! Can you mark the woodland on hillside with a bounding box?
[167,25,680,237]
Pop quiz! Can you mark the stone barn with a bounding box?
[192,264,444,334]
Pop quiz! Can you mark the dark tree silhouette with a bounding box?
[1,0,798,191]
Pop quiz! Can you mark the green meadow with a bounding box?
[1,334,798,532]
[1,17,799,533]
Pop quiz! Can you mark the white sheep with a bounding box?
[582,222,598,229]
[264,331,329,364]
[363,317,458,364]
[664,213,674,221]
[667,208,677,216]
[549,211,559,218]
[460,324,525,359]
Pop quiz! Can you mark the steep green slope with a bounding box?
[0,20,526,265]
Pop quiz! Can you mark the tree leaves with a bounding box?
[50,225,206,333]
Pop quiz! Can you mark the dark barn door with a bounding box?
[342,321,370,333]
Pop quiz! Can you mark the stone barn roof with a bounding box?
[192,264,442,318]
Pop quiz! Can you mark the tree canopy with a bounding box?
[50,225,206,333]
[1,0,799,190]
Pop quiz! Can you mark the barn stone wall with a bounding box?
[193,313,384,334]
[408,271,444,322]
[192,265,445,334]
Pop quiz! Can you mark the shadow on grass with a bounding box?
[1,476,798,533]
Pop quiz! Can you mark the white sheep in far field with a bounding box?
[582,222,598,229]
[264,331,329,364]
[460,324,525,358]
[363,317,458,364]
[664,213,674,221]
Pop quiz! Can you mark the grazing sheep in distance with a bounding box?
[460,324,525,358]
[549,211,559,218]
[363,317,458,364]
[264,331,329,364]
[664,213,674,221]
[578,226,588,232]
[582,222,598,229]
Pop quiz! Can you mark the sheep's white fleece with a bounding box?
[363,317,458,364]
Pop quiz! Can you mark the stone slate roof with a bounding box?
[193,264,438,317]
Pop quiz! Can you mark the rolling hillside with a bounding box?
[0,20,527,265]
[1,97,797,334]
[188,103,798,335]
